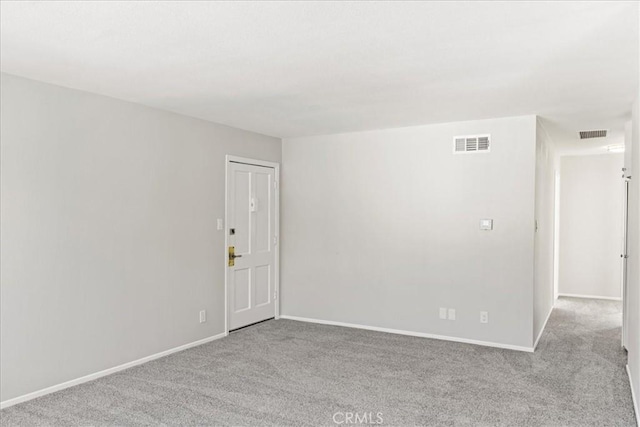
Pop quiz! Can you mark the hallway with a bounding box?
[531,297,634,425]
[0,298,636,426]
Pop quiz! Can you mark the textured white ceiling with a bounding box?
[1,1,638,152]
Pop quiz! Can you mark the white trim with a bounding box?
[0,333,226,410]
[227,155,280,170]
[557,293,622,301]
[621,179,630,349]
[224,155,281,335]
[553,169,561,301]
[279,315,534,353]
[627,365,639,424]
[224,157,229,335]
[533,306,553,350]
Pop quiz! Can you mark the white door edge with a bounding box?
[224,155,280,335]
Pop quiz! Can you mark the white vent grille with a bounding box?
[454,135,491,154]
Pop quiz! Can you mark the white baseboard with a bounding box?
[279,315,533,353]
[0,332,226,410]
[628,365,640,425]
[558,293,622,301]
[533,306,553,351]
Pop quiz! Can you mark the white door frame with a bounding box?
[621,177,630,349]
[224,155,280,335]
[553,169,561,301]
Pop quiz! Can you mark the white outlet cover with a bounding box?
[439,307,447,320]
[448,308,456,321]
[216,219,224,231]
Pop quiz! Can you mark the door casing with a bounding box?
[622,178,630,349]
[224,155,280,335]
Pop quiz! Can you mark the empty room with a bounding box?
[1,1,640,426]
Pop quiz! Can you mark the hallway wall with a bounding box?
[627,92,640,420]
[623,6,639,417]
[533,120,557,343]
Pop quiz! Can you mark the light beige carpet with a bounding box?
[0,297,636,426]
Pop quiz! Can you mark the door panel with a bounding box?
[233,170,251,254]
[255,172,271,253]
[227,161,277,330]
[233,268,251,312]
[255,265,271,307]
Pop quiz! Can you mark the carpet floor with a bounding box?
[0,297,636,426]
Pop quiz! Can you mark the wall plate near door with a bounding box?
[480,311,489,324]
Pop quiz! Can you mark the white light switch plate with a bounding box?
[480,219,493,230]
[217,219,224,231]
[448,308,456,321]
[439,307,447,320]
[480,311,489,324]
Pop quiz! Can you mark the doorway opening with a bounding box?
[554,152,627,348]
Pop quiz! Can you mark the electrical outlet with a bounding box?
[199,310,206,323]
[480,311,489,324]
[448,308,456,321]
[439,307,447,320]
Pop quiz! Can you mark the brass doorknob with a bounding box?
[228,246,242,266]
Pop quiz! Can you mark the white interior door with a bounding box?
[621,178,629,349]
[227,161,277,330]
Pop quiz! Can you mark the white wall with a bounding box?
[533,121,557,342]
[558,154,624,299]
[626,8,640,416]
[0,73,281,402]
[627,94,640,418]
[282,115,537,349]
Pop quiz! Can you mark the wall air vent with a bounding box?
[579,130,607,139]
[454,135,491,154]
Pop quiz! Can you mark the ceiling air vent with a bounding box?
[454,135,491,154]
[579,130,607,139]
